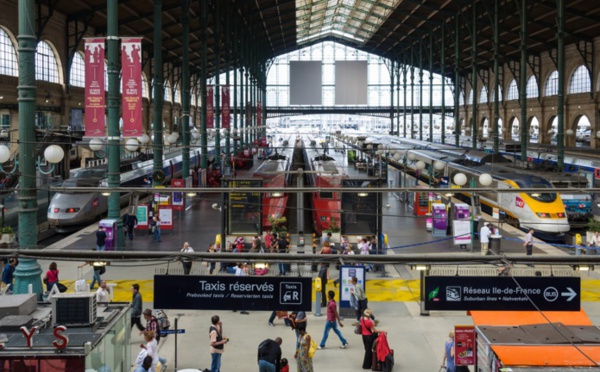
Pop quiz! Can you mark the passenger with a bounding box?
[257,337,283,371]
[130,283,145,332]
[209,315,228,372]
[78,260,104,290]
[289,310,308,349]
[280,357,289,372]
[235,236,245,252]
[319,241,332,255]
[340,235,350,251]
[359,309,382,370]
[96,280,110,303]
[133,355,153,372]
[442,331,456,372]
[96,225,107,251]
[264,230,273,252]
[588,231,600,253]
[294,328,313,372]
[179,242,194,275]
[318,290,348,350]
[141,330,161,372]
[279,234,290,275]
[122,212,138,241]
[235,264,249,315]
[349,276,374,323]
[142,308,167,367]
[480,222,491,256]
[321,232,332,245]
[151,216,162,242]
[358,238,370,255]
[1,258,17,293]
[207,243,216,275]
[317,263,329,307]
[270,233,279,253]
[251,235,262,253]
[43,262,59,292]
[523,228,534,256]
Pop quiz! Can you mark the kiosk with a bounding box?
[432,203,447,236]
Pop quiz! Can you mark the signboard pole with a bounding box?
[174,317,178,372]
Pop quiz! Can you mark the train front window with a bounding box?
[320,191,333,199]
[530,184,556,202]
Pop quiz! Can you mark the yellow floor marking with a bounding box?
[60,279,600,303]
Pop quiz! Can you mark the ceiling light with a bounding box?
[357,192,368,197]
[272,192,283,197]
[531,193,540,197]
[411,264,430,271]
[101,192,111,196]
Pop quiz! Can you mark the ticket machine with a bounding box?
[432,203,448,236]
[453,203,471,220]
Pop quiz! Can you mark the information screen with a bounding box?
[227,179,262,234]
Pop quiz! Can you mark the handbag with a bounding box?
[307,335,318,359]
[43,277,48,284]
[354,323,362,334]
[56,282,68,293]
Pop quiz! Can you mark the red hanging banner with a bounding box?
[206,85,214,129]
[256,101,262,128]
[84,38,105,137]
[221,85,230,130]
[121,37,143,138]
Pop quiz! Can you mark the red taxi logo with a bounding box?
[515,197,525,208]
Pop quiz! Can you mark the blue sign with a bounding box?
[160,329,185,335]
[440,176,449,188]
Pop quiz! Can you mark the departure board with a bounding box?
[227,179,262,234]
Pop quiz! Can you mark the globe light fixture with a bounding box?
[433,161,445,171]
[139,134,150,144]
[0,145,10,163]
[415,160,426,170]
[125,138,140,152]
[479,173,493,187]
[89,138,104,151]
[453,172,467,186]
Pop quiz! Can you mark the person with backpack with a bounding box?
[143,309,168,369]
[257,337,282,372]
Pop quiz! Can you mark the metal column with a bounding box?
[471,2,478,149]
[153,0,164,176]
[493,0,500,154]
[390,60,395,134]
[14,0,42,295]
[519,0,528,160]
[107,0,124,249]
[410,53,415,139]
[200,0,208,169]
[441,24,446,144]
[454,14,461,147]
[181,0,190,178]
[214,1,221,164]
[224,0,231,159]
[428,35,433,143]
[557,0,565,169]
[403,53,408,138]
[418,40,423,141]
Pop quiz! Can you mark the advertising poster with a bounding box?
[338,265,366,313]
[453,220,472,246]
[454,325,476,366]
[120,37,143,137]
[221,85,230,129]
[158,205,173,231]
[206,85,214,129]
[135,204,148,230]
[171,179,185,211]
[84,38,105,137]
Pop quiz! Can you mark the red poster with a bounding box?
[121,37,143,137]
[206,85,214,129]
[257,101,262,127]
[246,101,251,128]
[454,325,476,366]
[84,38,105,137]
[221,85,230,129]
[171,178,185,212]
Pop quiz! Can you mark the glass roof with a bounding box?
[296,0,401,45]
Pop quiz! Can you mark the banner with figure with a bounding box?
[257,101,262,128]
[207,85,214,129]
[84,38,105,137]
[221,85,230,130]
[121,37,143,137]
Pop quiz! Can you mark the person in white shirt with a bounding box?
[480,222,492,256]
[524,228,534,255]
[95,280,110,303]
[180,242,194,275]
[588,231,600,252]
[141,330,161,372]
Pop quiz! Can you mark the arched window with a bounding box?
[69,52,85,87]
[467,89,473,105]
[458,91,464,105]
[35,40,59,83]
[506,80,518,100]
[479,86,488,104]
[174,83,181,104]
[142,73,148,99]
[569,65,591,94]
[544,71,558,96]
[491,86,503,102]
[526,75,539,98]
[0,28,17,77]
[164,82,171,102]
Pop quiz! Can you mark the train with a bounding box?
[47,147,205,233]
[343,134,570,239]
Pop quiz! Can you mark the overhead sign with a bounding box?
[227,179,262,235]
[154,275,312,311]
[425,276,580,311]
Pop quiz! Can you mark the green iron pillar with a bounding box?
[390,60,395,134]
[200,0,208,169]
[441,24,446,144]
[232,22,238,154]
[107,0,124,249]
[519,0,528,160]
[557,0,565,170]
[493,0,500,154]
[410,53,415,140]
[403,54,408,138]
[153,0,164,176]
[181,0,190,178]
[396,62,400,135]
[471,2,478,149]
[454,13,461,147]
[14,0,42,295]
[245,69,250,146]
[224,0,231,159]
[214,0,221,164]
[418,40,423,141]
[428,35,433,143]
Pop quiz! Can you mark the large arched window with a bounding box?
[544,71,558,96]
[479,86,488,104]
[491,86,503,102]
[526,75,539,98]
[506,80,518,100]
[0,28,17,77]
[569,65,591,94]
[69,52,85,87]
[467,89,473,105]
[164,82,171,102]
[174,83,181,104]
[35,40,60,83]
[458,90,464,105]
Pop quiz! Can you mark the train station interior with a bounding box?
[0,0,600,371]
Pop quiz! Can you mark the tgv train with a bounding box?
[47,148,204,233]
[303,136,346,235]
[345,134,570,238]
[252,139,294,229]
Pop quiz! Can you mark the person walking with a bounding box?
[151,216,162,242]
[79,261,104,290]
[96,225,107,251]
[317,263,328,307]
[209,315,228,372]
[43,262,59,292]
[1,258,17,293]
[294,328,313,372]
[359,309,382,370]
[131,283,145,331]
[143,308,167,368]
[180,242,194,275]
[524,228,534,256]
[207,243,217,275]
[480,222,491,256]
[289,310,307,349]
[318,290,348,350]
[134,355,153,372]
[349,276,373,324]
[257,337,282,372]
[122,212,138,241]
[442,331,456,372]
[96,280,110,303]
[141,330,163,372]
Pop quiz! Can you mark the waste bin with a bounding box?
[489,234,502,255]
